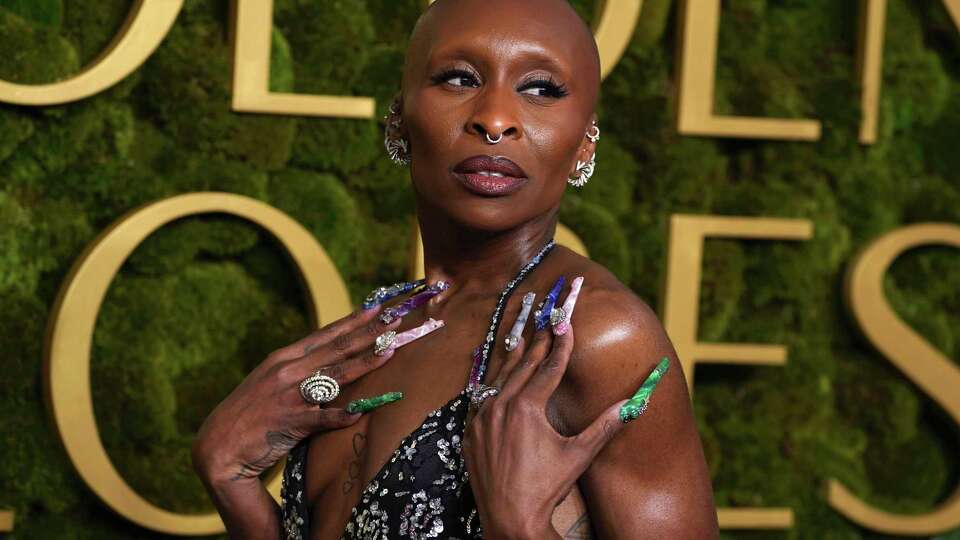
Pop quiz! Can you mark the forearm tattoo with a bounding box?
[342,432,367,494]
[231,431,299,482]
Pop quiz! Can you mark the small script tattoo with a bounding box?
[564,513,593,539]
[231,431,299,482]
[342,432,367,494]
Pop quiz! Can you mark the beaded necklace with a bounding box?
[467,239,556,393]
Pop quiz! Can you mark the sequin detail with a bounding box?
[280,241,555,539]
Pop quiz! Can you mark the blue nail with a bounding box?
[534,276,565,330]
[361,279,426,310]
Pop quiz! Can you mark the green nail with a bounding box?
[346,391,403,414]
[620,357,670,423]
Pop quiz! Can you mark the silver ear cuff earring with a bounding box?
[568,122,599,187]
[384,99,411,165]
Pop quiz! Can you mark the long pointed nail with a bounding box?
[505,292,536,351]
[552,276,583,336]
[620,357,670,423]
[534,277,565,331]
[362,279,426,310]
[379,281,450,324]
[374,318,444,356]
[346,391,403,414]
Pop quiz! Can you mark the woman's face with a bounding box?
[400,0,600,232]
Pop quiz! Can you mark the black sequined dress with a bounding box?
[280,242,555,539]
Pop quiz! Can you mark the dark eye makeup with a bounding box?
[517,75,569,98]
[430,67,569,98]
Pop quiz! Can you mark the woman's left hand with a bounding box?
[463,304,629,539]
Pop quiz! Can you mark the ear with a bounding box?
[386,94,405,134]
[384,93,412,165]
[568,114,599,178]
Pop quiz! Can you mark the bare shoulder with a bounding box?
[547,246,679,431]
[548,247,719,538]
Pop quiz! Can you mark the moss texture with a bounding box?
[1,0,958,538]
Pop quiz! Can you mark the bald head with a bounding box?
[401,0,601,104]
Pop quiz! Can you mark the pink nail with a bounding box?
[374,318,444,356]
[553,276,583,336]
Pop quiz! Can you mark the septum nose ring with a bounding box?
[485,132,503,144]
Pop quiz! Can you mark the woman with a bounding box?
[193,0,718,537]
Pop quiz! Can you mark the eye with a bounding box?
[431,68,481,89]
[517,76,569,98]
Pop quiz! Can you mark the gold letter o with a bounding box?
[44,192,352,535]
[0,0,183,105]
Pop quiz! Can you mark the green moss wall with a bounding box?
[0,0,958,538]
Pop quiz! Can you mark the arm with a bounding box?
[194,472,281,540]
[463,275,717,540]
[555,289,718,539]
[191,304,412,539]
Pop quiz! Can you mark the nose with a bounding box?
[465,83,521,142]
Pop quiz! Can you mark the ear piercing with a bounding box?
[384,98,411,165]
[586,122,600,143]
[568,153,596,187]
[568,122,600,187]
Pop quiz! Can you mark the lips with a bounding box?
[452,155,528,197]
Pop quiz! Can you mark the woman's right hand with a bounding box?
[191,305,402,487]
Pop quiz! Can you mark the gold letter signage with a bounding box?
[44,192,352,535]
[676,0,822,141]
[662,214,813,530]
[857,0,960,143]
[0,0,182,105]
[230,0,375,118]
[831,223,960,535]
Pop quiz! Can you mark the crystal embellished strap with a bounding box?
[468,240,556,391]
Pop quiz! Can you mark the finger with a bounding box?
[489,291,536,386]
[522,321,575,404]
[491,336,526,390]
[310,318,444,385]
[551,276,583,336]
[504,292,536,353]
[315,348,395,387]
[361,279,425,310]
[273,304,385,361]
[309,309,403,363]
[574,356,672,460]
[498,322,554,398]
[572,399,628,466]
[533,276,565,331]
[295,406,363,434]
[373,318,444,357]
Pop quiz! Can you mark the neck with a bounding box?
[416,205,557,297]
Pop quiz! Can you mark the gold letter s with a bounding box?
[832,224,960,535]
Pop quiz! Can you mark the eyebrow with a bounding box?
[428,42,571,79]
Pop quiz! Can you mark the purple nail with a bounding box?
[379,281,450,324]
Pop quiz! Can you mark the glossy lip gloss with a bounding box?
[452,155,528,197]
